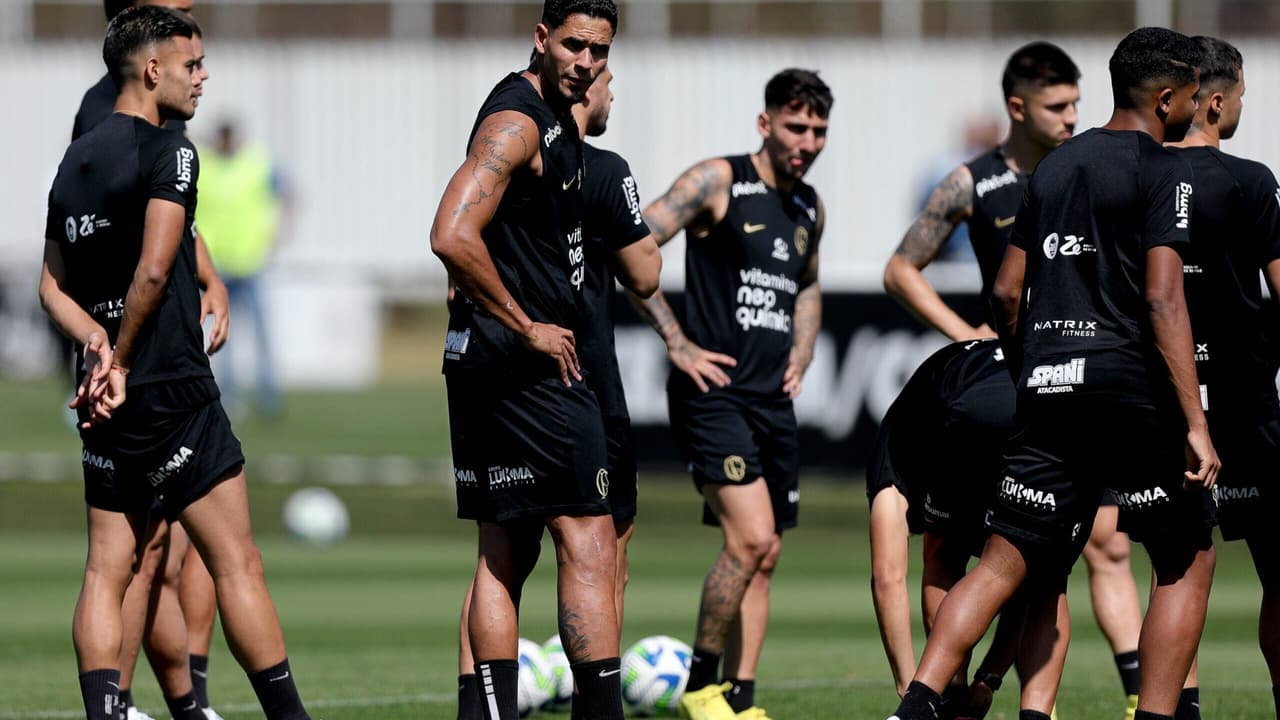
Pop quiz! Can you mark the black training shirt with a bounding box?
[1177,146,1280,416]
[1010,128,1194,405]
[443,73,587,381]
[679,155,819,396]
[965,147,1027,308]
[580,143,651,419]
[46,113,209,387]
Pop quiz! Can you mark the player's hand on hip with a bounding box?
[1184,425,1220,490]
[524,322,581,387]
[667,333,735,393]
[202,279,230,354]
[782,347,812,398]
[70,332,112,415]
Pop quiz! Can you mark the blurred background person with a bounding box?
[197,118,286,419]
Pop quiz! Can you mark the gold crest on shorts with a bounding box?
[794,226,809,256]
[723,455,747,482]
[596,468,610,498]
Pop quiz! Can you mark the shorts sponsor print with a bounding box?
[80,378,243,520]
[448,374,609,523]
[1211,414,1280,541]
[668,380,799,532]
[987,402,1214,570]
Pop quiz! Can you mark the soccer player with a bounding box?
[452,65,661,720]
[1169,35,1280,719]
[880,40,1148,720]
[40,7,309,720]
[868,338,1071,719]
[73,4,226,719]
[883,41,1078,341]
[430,2,625,719]
[889,27,1216,720]
[632,69,830,720]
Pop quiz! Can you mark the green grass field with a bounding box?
[1,377,1276,719]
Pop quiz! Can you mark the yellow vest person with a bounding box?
[196,139,279,279]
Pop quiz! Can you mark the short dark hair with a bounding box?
[104,0,132,21]
[1109,27,1203,110]
[103,5,195,89]
[1001,41,1080,100]
[540,0,617,32]
[1193,35,1243,93]
[764,68,833,118]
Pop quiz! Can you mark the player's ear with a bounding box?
[1006,95,1026,124]
[1208,90,1225,118]
[533,23,550,57]
[144,54,161,87]
[1156,87,1175,115]
[757,111,771,139]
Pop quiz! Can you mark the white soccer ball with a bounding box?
[517,637,555,716]
[281,487,349,545]
[621,635,692,716]
[541,634,573,710]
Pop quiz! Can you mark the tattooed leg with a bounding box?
[696,478,778,653]
[547,514,619,663]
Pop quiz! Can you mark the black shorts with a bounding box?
[79,377,244,521]
[605,415,638,524]
[867,403,996,555]
[668,382,799,532]
[447,373,609,523]
[989,401,1214,571]
[1212,414,1280,541]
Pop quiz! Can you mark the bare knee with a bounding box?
[756,536,782,576]
[727,530,776,572]
[205,539,265,581]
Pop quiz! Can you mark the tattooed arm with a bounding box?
[883,164,992,341]
[783,197,824,398]
[430,110,581,385]
[626,158,737,392]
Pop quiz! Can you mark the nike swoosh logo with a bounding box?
[1119,661,1139,670]
[269,672,291,682]
[192,669,208,678]
[598,668,622,678]
[563,177,577,191]
[184,701,198,711]
[994,216,1016,228]
[743,222,766,233]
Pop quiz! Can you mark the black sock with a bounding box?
[940,683,969,718]
[79,669,121,720]
[474,660,519,720]
[687,646,721,692]
[247,658,310,720]
[1273,685,1280,719]
[1135,711,1174,720]
[893,680,943,720]
[1019,712,1052,720]
[569,657,624,720]
[165,691,204,720]
[118,688,134,715]
[458,673,482,720]
[723,678,755,713]
[1115,650,1141,696]
[190,654,210,709]
[1175,687,1201,720]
